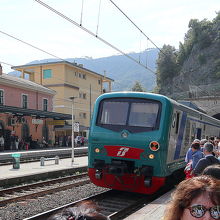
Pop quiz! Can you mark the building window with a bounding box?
[79,92,86,99]
[0,90,4,105]
[43,98,48,111]
[98,79,101,85]
[79,73,82,78]
[43,69,52,79]
[83,74,86,79]
[79,112,86,119]
[22,94,28,109]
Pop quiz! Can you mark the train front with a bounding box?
[88,92,171,194]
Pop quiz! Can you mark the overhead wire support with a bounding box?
[34,0,156,74]
[96,0,102,36]
[80,0,84,26]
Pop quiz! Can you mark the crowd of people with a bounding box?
[163,137,220,220]
[184,137,220,178]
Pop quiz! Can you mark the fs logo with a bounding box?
[117,147,129,157]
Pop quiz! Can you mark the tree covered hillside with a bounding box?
[155,12,220,99]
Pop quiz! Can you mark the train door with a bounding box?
[196,128,202,139]
[167,109,181,163]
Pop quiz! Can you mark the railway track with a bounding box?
[0,172,90,207]
[23,188,166,220]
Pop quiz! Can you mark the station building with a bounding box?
[12,61,113,138]
[0,64,71,150]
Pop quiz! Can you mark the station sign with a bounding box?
[32,119,43,124]
[73,122,80,132]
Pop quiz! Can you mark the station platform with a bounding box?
[0,146,87,163]
[124,189,173,220]
[0,156,88,187]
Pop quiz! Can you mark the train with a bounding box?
[88,92,220,194]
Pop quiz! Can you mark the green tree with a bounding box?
[156,45,178,82]
[131,81,145,92]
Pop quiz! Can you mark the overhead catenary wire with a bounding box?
[34,0,156,74]
[108,0,219,103]
[2,0,215,109]
[108,0,166,57]
[0,30,66,63]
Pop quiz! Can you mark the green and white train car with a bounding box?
[88,92,220,194]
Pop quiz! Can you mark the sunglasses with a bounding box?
[187,204,220,219]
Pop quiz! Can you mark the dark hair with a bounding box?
[191,142,200,150]
[202,164,220,180]
[163,176,220,220]
[203,142,214,152]
[209,136,215,141]
[47,201,109,220]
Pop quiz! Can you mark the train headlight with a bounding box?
[149,141,160,151]
[149,154,155,159]
[95,148,100,153]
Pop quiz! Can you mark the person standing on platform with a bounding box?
[185,139,200,163]
[193,142,220,176]
[163,176,220,220]
[0,135,4,151]
[15,136,19,150]
[191,142,204,170]
[200,138,208,152]
[10,133,16,150]
[184,139,202,179]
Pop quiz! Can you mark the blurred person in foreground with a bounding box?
[202,164,220,180]
[47,200,110,220]
[163,176,220,220]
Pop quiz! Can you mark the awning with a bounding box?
[0,105,72,120]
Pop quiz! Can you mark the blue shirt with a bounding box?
[192,150,204,169]
[185,148,193,163]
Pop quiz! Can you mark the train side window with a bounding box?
[175,112,180,134]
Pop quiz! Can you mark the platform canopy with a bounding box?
[0,105,72,120]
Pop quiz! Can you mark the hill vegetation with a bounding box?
[155,12,220,99]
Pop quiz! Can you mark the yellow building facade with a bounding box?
[12,61,113,137]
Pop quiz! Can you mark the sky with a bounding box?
[0,0,219,74]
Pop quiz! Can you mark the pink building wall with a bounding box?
[0,82,55,150]
[0,85,53,111]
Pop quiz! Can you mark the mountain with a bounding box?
[9,49,158,91]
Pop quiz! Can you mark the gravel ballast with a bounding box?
[0,183,108,220]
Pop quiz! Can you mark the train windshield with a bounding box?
[97,98,161,132]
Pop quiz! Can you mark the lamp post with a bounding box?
[69,96,77,166]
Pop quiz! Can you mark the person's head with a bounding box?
[163,176,220,220]
[200,139,208,147]
[202,164,220,180]
[209,136,215,144]
[47,200,110,220]
[214,138,220,146]
[191,142,200,152]
[203,142,214,155]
